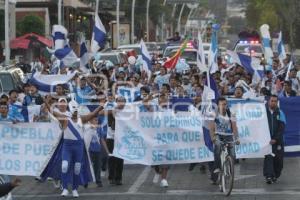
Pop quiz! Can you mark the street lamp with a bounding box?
[146,0,151,42]
[4,0,17,65]
[58,0,63,25]
[184,3,199,36]
[116,0,120,47]
[131,0,136,44]
[177,3,185,35]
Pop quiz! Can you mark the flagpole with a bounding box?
[4,0,10,65]
[95,0,99,15]
[177,4,185,34]
[184,7,195,36]
[58,0,62,25]
[131,0,136,43]
[170,4,177,37]
[146,0,151,42]
[116,0,120,47]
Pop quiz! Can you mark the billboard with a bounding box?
[112,23,131,49]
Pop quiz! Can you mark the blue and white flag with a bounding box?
[227,50,264,76]
[208,27,219,74]
[28,71,76,94]
[52,25,68,50]
[91,14,106,54]
[54,45,79,67]
[197,32,207,72]
[79,35,90,73]
[140,39,152,78]
[49,25,79,67]
[277,31,287,68]
[260,24,274,65]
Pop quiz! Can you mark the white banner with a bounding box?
[114,101,272,165]
[230,101,272,158]
[114,111,214,165]
[0,122,61,176]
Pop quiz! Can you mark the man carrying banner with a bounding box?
[209,97,240,174]
[264,95,286,184]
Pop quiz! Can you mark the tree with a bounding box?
[16,14,45,36]
[245,0,300,49]
[228,17,246,34]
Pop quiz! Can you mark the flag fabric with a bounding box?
[49,25,79,67]
[205,75,220,101]
[285,61,293,81]
[201,85,216,153]
[277,31,287,68]
[91,14,106,54]
[54,45,79,67]
[52,25,68,50]
[279,97,300,157]
[208,29,218,74]
[227,50,264,76]
[28,71,76,94]
[164,40,188,69]
[260,24,274,65]
[201,75,221,152]
[79,35,90,73]
[140,39,152,77]
[197,32,207,72]
[21,105,41,122]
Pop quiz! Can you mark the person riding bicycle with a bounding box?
[209,97,240,175]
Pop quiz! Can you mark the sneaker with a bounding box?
[72,190,79,198]
[266,177,272,184]
[160,179,169,188]
[213,168,220,173]
[61,189,69,197]
[101,171,106,177]
[153,173,160,183]
[272,177,277,183]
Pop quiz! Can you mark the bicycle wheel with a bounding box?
[221,155,234,196]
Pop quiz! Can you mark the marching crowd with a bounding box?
[0,35,299,197]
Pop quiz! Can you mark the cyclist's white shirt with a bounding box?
[215,112,236,136]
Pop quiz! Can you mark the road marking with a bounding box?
[234,164,256,181]
[127,166,151,194]
[14,188,300,199]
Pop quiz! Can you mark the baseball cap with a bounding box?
[58,97,68,103]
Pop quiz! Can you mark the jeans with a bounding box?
[90,151,102,184]
[213,135,235,170]
[263,144,284,178]
[107,139,124,182]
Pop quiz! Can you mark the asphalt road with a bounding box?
[11,157,300,200]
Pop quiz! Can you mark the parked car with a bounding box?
[145,42,159,55]
[169,48,198,67]
[0,66,24,94]
[117,44,142,55]
[96,51,127,66]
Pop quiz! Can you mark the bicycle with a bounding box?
[217,139,236,196]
